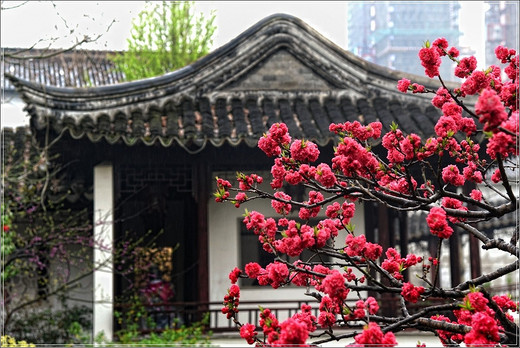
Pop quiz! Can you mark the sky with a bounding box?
[1,1,487,63]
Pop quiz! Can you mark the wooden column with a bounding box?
[195,161,209,308]
[464,183,481,279]
[449,229,461,287]
[93,163,114,342]
[364,201,378,300]
[378,204,396,316]
[398,211,409,282]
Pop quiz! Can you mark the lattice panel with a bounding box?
[119,163,192,194]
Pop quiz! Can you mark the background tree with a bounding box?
[0,127,154,343]
[111,1,216,81]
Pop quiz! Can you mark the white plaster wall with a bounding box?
[1,94,30,128]
[208,170,366,325]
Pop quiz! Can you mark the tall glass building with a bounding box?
[347,1,461,80]
[484,1,519,66]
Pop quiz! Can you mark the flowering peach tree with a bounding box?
[216,40,518,346]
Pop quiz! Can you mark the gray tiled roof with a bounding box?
[2,48,124,90]
[5,14,449,152]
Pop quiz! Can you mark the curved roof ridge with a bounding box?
[6,13,445,99]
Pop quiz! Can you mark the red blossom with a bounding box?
[271,191,292,215]
[315,163,337,187]
[454,56,477,78]
[229,267,242,284]
[222,284,240,319]
[365,297,379,315]
[470,189,483,201]
[426,207,453,239]
[290,139,320,163]
[442,197,468,223]
[240,323,258,344]
[464,312,500,346]
[465,291,489,312]
[475,87,508,131]
[431,87,452,108]
[442,165,465,186]
[397,78,411,93]
[486,111,519,159]
[448,46,460,57]
[432,37,449,55]
[321,269,349,302]
[419,46,441,78]
[245,262,262,278]
[412,83,425,93]
[491,168,502,183]
[354,322,397,347]
[461,70,490,95]
[401,282,425,303]
[492,294,519,312]
[277,317,310,345]
[495,45,512,63]
[265,262,289,289]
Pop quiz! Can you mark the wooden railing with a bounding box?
[115,285,518,334]
[115,299,357,333]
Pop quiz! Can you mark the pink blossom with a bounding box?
[321,269,349,302]
[491,168,502,183]
[354,322,397,347]
[504,55,518,80]
[432,37,449,55]
[435,115,458,138]
[454,56,477,78]
[442,165,465,186]
[426,207,453,239]
[266,262,289,289]
[486,112,519,159]
[431,87,452,108]
[245,262,262,278]
[448,46,460,58]
[258,135,282,157]
[470,189,483,201]
[229,267,242,284]
[412,83,425,93]
[277,317,309,345]
[365,297,379,315]
[464,312,500,346]
[290,139,320,163]
[240,323,258,344]
[419,46,441,78]
[397,78,411,93]
[315,163,337,187]
[475,87,508,131]
[271,191,292,215]
[401,282,425,303]
[318,311,336,328]
[495,45,511,63]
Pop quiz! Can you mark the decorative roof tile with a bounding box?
[5,14,459,152]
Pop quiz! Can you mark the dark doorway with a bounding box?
[114,183,198,321]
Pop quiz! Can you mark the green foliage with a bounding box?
[115,297,212,347]
[1,335,35,347]
[7,304,92,344]
[111,1,216,81]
